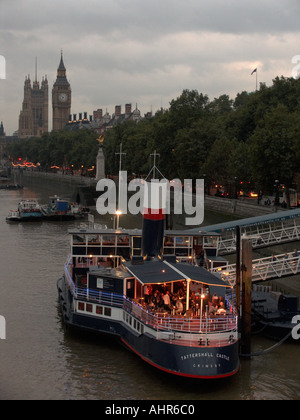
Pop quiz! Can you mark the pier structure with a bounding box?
[212,251,300,285]
[195,209,300,255]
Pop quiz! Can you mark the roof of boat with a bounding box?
[123,259,231,288]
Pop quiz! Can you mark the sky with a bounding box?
[1,0,300,135]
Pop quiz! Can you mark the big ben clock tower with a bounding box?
[52,52,71,131]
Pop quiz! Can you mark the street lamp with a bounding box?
[274,180,280,206]
[115,210,122,229]
[200,289,205,332]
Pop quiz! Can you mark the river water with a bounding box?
[0,177,299,400]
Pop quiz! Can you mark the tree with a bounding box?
[249,104,300,199]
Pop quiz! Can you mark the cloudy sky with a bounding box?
[1,0,300,135]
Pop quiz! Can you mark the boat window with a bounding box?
[86,304,93,313]
[132,236,142,256]
[204,236,218,248]
[87,234,100,245]
[175,236,190,247]
[96,306,103,315]
[117,235,130,246]
[73,234,86,245]
[165,236,174,246]
[78,302,85,311]
[104,307,111,317]
[102,235,116,246]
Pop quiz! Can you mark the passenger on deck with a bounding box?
[175,299,184,315]
[162,291,171,311]
[209,303,218,316]
[145,285,153,304]
[212,293,219,306]
[217,301,227,315]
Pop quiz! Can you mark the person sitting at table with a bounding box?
[209,303,218,316]
[147,300,155,312]
[151,290,160,310]
[175,299,184,315]
[217,301,227,315]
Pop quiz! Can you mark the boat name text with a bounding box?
[181,352,230,361]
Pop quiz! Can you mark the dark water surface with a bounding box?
[0,178,299,400]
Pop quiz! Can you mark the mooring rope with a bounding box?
[239,330,292,357]
[251,323,268,335]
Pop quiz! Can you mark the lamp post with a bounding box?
[200,289,205,332]
[274,179,280,206]
[115,210,122,229]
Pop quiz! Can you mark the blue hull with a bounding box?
[58,277,239,379]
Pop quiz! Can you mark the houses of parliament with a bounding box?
[18,52,71,139]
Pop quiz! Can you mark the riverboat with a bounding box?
[6,199,43,222]
[41,196,77,221]
[57,183,239,379]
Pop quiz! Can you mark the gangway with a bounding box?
[212,251,300,286]
[192,208,300,255]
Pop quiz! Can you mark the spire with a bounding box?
[58,49,66,72]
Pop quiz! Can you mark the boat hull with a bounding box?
[57,277,239,379]
[121,329,239,379]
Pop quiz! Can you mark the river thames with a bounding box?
[0,176,299,400]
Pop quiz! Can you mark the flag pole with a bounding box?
[256,69,258,91]
[251,68,258,91]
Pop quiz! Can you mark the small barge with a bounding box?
[41,196,77,221]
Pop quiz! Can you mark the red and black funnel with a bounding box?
[142,180,167,259]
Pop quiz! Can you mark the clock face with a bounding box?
[59,93,68,103]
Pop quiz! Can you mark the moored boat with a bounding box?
[6,210,21,222]
[41,196,76,221]
[6,199,43,222]
[57,181,239,379]
[41,196,87,221]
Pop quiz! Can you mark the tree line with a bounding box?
[7,75,300,197]
[104,76,300,198]
[7,129,99,172]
